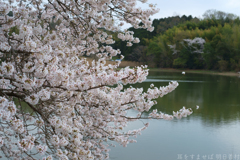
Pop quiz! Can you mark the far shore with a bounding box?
[84,58,240,77]
[148,68,240,77]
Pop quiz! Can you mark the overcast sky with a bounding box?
[122,0,240,29]
[148,0,240,19]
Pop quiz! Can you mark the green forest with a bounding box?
[112,10,240,71]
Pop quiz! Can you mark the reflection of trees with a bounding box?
[200,75,240,125]
[125,71,240,126]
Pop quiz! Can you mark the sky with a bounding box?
[122,0,240,29]
[147,0,240,19]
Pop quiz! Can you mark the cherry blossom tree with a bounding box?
[182,37,206,54]
[0,0,193,159]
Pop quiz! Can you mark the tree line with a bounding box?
[112,10,240,71]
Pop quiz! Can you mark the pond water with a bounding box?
[109,70,240,160]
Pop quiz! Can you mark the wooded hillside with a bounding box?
[113,10,240,71]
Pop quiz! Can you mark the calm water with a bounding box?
[109,71,240,160]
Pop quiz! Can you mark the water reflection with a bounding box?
[110,71,240,160]
[134,71,240,125]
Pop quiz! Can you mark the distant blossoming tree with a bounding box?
[182,37,206,54]
[0,0,193,159]
[169,37,206,55]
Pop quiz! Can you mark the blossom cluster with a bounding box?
[118,31,140,47]
[0,0,195,159]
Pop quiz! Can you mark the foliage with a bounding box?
[218,60,228,71]
[173,58,187,68]
[145,11,240,71]
[127,45,148,62]
[111,15,198,60]
[111,9,240,71]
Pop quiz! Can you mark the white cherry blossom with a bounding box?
[0,0,195,159]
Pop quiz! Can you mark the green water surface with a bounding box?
[110,70,240,160]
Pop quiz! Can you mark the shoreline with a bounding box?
[148,68,240,77]
[84,58,239,77]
